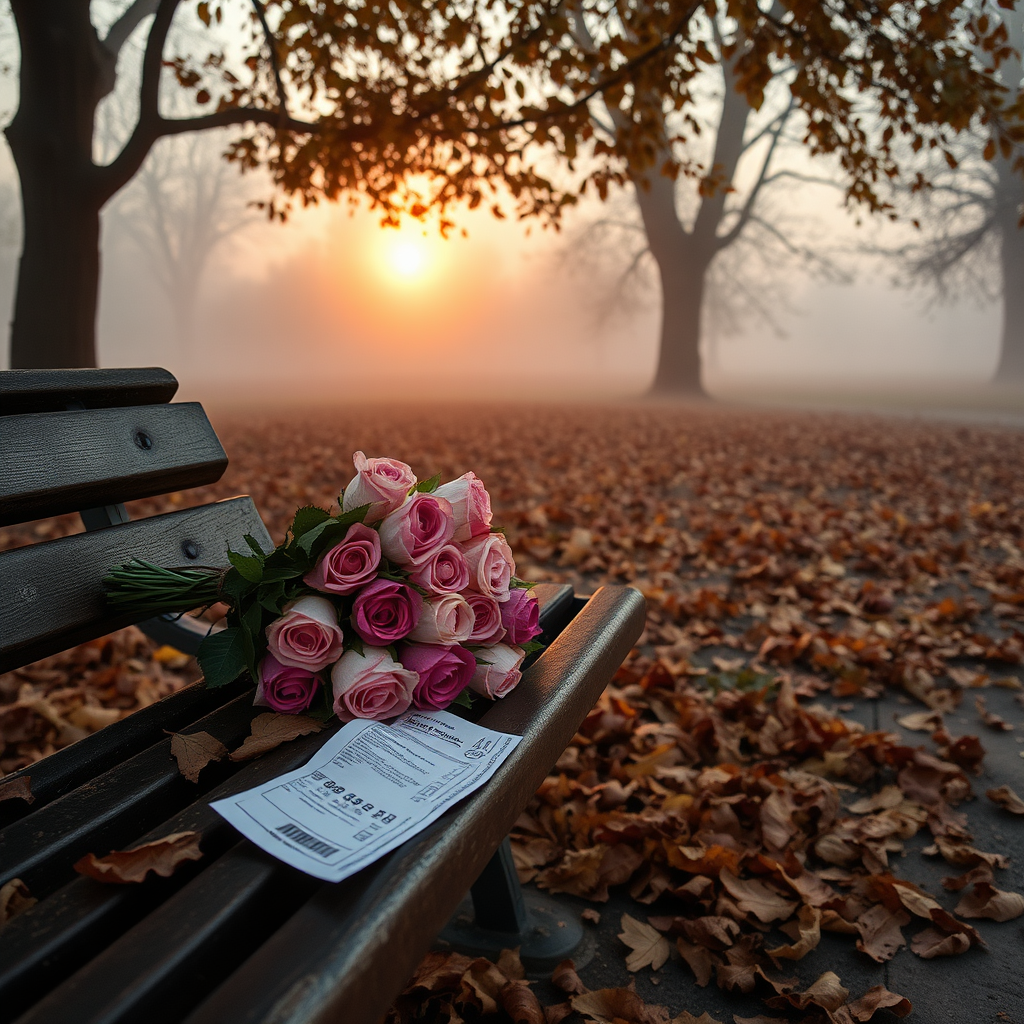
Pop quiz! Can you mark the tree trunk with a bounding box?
[633,166,714,396]
[994,198,1024,383]
[5,3,115,368]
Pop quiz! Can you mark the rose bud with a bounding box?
[379,492,455,567]
[500,588,542,645]
[331,648,418,722]
[408,594,475,645]
[434,471,492,542]
[303,522,381,595]
[342,451,416,524]
[266,595,345,672]
[400,643,476,711]
[255,653,320,714]
[463,592,505,644]
[461,533,515,602]
[408,543,470,595]
[351,579,423,646]
[468,643,526,699]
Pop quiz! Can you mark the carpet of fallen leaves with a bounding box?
[4,402,1024,1022]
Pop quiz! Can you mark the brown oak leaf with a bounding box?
[954,881,1024,921]
[767,904,821,960]
[910,926,971,958]
[571,985,669,1024]
[765,970,849,1012]
[551,959,587,995]
[170,730,228,782]
[229,713,323,761]
[847,985,912,1020]
[719,870,797,923]
[676,938,720,987]
[73,830,203,884]
[986,784,1024,814]
[855,904,910,962]
[0,774,34,805]
[619,913,671,971]
[500,981,544,1024]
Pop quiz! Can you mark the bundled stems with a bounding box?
[103,559,227,617]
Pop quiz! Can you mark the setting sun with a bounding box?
[387,238,427,279]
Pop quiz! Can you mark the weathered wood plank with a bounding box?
[0,367,177,415]
[0,498,272,672]
[0,403,227,527]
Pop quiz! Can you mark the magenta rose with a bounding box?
[461,533,515,602]
[331,648,418,721]
[342,451,416,524]
[265,595,345,672]
[351,579,423,645]
[463,592,505,644]
[500,589,542,645]
[408,544,470,595]
[400,643,476,711]
[408,594,476,645]
[255,653,320,714]
[468,643,525,699]
[303,522,381,595]
[378,493,455,568]
[434,472,492,542]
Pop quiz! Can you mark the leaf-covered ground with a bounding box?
[3,403,1024,1021]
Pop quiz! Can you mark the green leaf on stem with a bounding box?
[197,628,252,689]
[290,505,332,541]
[414,473,441,494]
[227,549,263,584]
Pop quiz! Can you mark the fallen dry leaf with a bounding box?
[501,981,545,1024]
[0,774,33,804]
[669,1013,723,1024]
[0,878,36,929]
[896,710,943,732]
[676,938,719,987]
[581,908,601,925]
[571,985,669,1024]
[719,870,798,924]
[73,830,203,884]
[986,784,1024,814]
[847,985,912,1020]
[229,713,323,761]
[910,927,971,958]
[170,730,228,783]
[974,695,1012,731]
[767,904,821,960]
[619,913,671,972]
[954,881,1024,921]
[765,971,849,1012]
[551,960,587,996]
[855,904,910,962]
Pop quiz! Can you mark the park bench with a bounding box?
[0,367,646,1024]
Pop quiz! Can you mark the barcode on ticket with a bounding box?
[275,822,339,858]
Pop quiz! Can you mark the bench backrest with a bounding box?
[0,367,272,672]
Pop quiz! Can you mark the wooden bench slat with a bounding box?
[0,729,336,1022]
[0,692,263,897]
[0,403,227,527]
[0,497,272,672]
[185,585,645,1024]
[0,367,178,415]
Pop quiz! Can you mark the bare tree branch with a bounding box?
[103,0,161,59]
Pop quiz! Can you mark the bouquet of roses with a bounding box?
[104,453,543,722]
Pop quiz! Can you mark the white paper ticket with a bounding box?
[210,709,522,882]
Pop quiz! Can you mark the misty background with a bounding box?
[0,5,1007,405]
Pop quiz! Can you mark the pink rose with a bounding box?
[351,579,423,646]
[266,595,345,672]
[255,653,320,714]
[303,522,381,595]
[342,451,416,524]
[434,472,492,542]
[463,592,505,644]
[400,643,476,711]
[408,544,470,595]
[500,588,542,645]
[379,493,455,567]
[408,594,475,645]
[331,648,418,721]
[468,643,525,699]
[461,533,515,603]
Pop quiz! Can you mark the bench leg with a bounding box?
[438,838,586,971]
